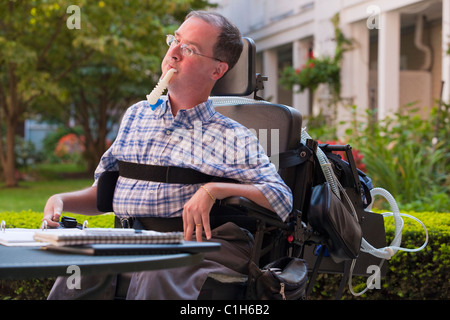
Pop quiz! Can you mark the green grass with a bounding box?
[0,179,93,213]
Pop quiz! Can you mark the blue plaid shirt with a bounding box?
[93,97,293,221]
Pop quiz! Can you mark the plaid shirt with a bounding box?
[93,97,293,221]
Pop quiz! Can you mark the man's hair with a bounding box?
[186,11,243,71]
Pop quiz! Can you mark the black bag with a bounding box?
[248,257,308,300]
[325,152,373,208]
[307,182,362,262]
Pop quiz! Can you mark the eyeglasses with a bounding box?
[166,34,222,62]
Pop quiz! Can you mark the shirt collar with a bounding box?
[151,95,216,124]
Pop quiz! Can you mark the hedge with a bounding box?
[0,211,448,300]
[309,211,449,300]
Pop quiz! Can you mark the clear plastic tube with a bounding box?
[349,187,428,296]
[362,187,428,259]
[301,128,340,198]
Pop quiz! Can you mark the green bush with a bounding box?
[344,104,450,213]
[309,211,449,300]
[0,210,114,229]
[1,210,448,299]
[0,211,114,300]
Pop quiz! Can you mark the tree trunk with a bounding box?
[2,120,18,187]
[0,63,20,187]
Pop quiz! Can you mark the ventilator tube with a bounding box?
[146,68,177,106]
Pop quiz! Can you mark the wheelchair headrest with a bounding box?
[211,37,257,96]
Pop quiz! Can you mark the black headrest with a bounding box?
[211,37,256,96]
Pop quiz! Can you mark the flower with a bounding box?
[54,133,85,160]
[279,56,341,96]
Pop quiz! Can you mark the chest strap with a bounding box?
[118,161,238,184]
[97,161,239,212]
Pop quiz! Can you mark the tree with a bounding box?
[0,0,212,186]
[0,1,68,187]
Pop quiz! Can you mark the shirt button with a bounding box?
[166,130,172,135]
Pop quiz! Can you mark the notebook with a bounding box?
[33,228,184,246]
[42,241,221,256]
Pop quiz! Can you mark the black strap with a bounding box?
[270,144,312,169]
[118,161,238,184]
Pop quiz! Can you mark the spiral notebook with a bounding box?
[33,228,184,246]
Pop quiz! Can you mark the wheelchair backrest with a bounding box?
[211,38,305,215]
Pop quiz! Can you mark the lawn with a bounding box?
[0,178,93,213]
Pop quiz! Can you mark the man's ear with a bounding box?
[211,62,229,81]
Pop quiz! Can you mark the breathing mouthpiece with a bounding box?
[146,68,177,107]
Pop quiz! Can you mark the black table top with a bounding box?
[0,243,218,280]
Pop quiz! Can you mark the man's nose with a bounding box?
[168,43,182,61]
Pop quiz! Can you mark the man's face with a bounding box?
[161,17,226,95]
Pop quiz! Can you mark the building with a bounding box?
[212,0,449,126]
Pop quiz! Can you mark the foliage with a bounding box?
[280,57,340,95]
[279,13,352,100]
[41,125,84,163]
[0,210,114,229]
[344,103,450,213]
[310,211,449,300]
[0,0,214,186]
[53,133,85,163]
[14,136,44,170]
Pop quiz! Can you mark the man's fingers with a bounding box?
[202,216,211,240]
[195,223,203,242]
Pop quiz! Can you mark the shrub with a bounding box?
[344,104,450,212]
[0,210,114,229]
[54,133,85,164]
[309,211,449,300]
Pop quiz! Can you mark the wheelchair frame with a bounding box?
[208,38,387,300]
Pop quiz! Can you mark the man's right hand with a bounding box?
[43,195,64,228]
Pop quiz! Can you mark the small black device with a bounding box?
[58,216,82,229]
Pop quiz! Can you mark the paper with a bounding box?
[0,228,47,246]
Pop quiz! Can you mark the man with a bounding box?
[43,11,292,299]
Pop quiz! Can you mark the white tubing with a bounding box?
[349,187,429,296]
[301,128,340,198]
[361,187,428,259]
[146,68,177,105]
[361,187,403,259]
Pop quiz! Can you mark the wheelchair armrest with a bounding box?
[218,196,287,229]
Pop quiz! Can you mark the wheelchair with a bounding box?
[201,37,387,300]
[109,37,388,300]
